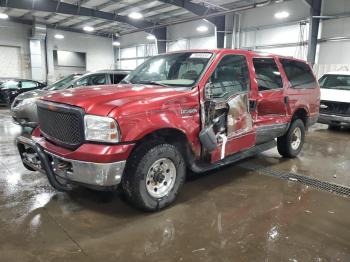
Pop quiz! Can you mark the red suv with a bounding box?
[17,50,320,211]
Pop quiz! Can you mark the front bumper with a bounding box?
[318,113,350,126]
[17,136,126,188]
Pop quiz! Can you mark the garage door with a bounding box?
[0,46,21,78]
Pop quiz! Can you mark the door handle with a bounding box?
[284,96,289,105]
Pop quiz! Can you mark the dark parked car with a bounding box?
[0,79,46,105]
[11,70,130,127]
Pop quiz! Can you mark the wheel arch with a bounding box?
[291,107,309,128]
[130,128,196,167]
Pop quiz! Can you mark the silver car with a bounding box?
[11,70,130,127]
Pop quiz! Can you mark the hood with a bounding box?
[16,89,50,100]
[41,84,188,116]
[321,88,350,103]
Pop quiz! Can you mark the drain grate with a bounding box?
[238,163,350,198]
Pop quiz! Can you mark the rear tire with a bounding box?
[277,119,305,158]
[122,143,186,211]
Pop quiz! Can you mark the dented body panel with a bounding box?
[23,49,320,188]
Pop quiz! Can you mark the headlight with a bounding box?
[84,115,120,143]
[16,97,38,107]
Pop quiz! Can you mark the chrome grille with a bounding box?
[37,101,85,149]
[320,100,350,116]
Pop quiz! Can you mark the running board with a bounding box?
[190,140,276,173]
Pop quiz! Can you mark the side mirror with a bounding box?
[205,82,214,100]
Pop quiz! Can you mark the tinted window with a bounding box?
[89,74,107,85]
[280,59,316,89]
[21,81,37,89]
[208,55,250,99]
[319,74,350,91]
[111,74,127,84]
[253,58,283,91]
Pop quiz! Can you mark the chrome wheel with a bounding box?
[291,127,302,150]
[146,158,177,198]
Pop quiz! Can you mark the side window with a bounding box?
[253,58,283,91]
[208,55,250,99]
[21,81,38,89]
[75,77,89,87]
[280,59,317,89]
[111,74,126,84]
[89,74,107,85]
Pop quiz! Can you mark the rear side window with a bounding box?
[253,58,283,91]
[21,81,38,89]
[111,74,126,84]
[209,55,250,99]
[280,59,316,89]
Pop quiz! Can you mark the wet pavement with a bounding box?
[0,108,350,262]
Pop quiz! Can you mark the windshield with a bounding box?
[2,80,19,89]
[44,74,81,91]
[122,52,213,87]
[319,74,350,91]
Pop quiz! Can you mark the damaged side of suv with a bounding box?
[16,50,320,211]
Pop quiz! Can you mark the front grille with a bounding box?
[320,100,350,116]
[37,101,85,149]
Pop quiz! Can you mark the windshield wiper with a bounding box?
[137,81,169,87]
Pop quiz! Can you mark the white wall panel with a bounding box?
[46,29,114,81]
[256,25,306,46]
[316,0,350,65]
[0,46,21,78]
[120,60,137,70]
[0,21,31,78]
[167,39,189,52]
[120,47,137,59]
[167,20,215,41]
[322,0,350,15]
[240,0,309,29]
[317,41,350,64]
[258,46,307,60]
[189,36,216,49]
[29,39,44,81]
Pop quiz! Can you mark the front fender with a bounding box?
[111,107,201,156]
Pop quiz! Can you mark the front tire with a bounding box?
[122,143,186,211]
[277,119,305,158]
